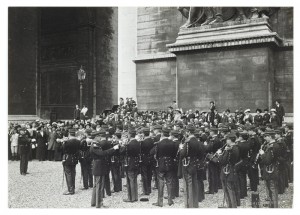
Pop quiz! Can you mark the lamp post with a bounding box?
[77,65,86,109]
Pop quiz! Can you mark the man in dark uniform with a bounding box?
[90,129,119,208]
[195,128,206,202]
[179,124,205,208]
[110,131,123,193]
[259,130,281,208]
[62,129,81,195]
[18,127,31,175]
[283,123,293,183]
[218,132,240,208]
[140,127,154,195]
[79,132,93,190]
[247,126,261,192]
[152,124,162,189]
[169,129,180,199]
[152,126,177,207]
[235,131,250,199]
[274,129,287,194]
[205,127,222,194]
[120,128,140,202]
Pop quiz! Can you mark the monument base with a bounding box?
[167,18,282,111]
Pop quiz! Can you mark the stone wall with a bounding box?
[177,47,273,112]
[136,59,176,110]
[137,7,184,55]
[135,7,184,110]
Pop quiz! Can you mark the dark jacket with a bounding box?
[219,145,239,182]
[74,108,81,120]
[18,134,31,155]
[90,140,114,176]
[275,104,285,119]
[236,140,250,172]
[141,136,154,166]
[260,141,280,180]
[62,138,81,166]
[120,138,140,171]
[155,138,177,172]
[180,136,205,175]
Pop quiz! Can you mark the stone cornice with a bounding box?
[133,53,176,63]
[167,18,285,53]
[167,34,283,52]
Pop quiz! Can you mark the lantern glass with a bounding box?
[77,67,86,81]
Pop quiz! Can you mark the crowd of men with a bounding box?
[8,98,293,208]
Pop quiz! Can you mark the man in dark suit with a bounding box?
[218,132,240,208]
[205,127,222,194]
[110,131,123,193]
[74,104,81,121]
[152,124,162,189]
[236,131,250,199]
[152,126,177,207]
[18,128,31,175]
[120,128,140,203]
[140,127,154,195]
[259,130,281,208]
[169,129,180,199]
[275,100,285,126]
[179,124,205,208]
[90,129,119,208]
[62,129,81,195]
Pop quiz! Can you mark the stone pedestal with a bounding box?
[167,18,282,111]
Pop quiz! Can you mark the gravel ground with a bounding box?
[8,160,293,208]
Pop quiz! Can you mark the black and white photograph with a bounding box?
[3,0,298,212]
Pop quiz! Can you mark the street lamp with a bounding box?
[77,65,86,108]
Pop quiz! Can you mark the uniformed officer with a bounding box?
[179,124,205,208]
[247,126,261,192]
[194,128,206,203]
[169,129,180,199]
[274,129,287,194]
[218,132,240,208]
[283,123,293,183]
[259,130,280,208]
[235,130,250,199]
[18,127,31,175]
[205,127,222,194]
[140,127,154,195]
[121,128,140,202]
[152,126,177,207]
[152,124,162,189]
[90,129,119,208]
[62,129,81,195]
[79,131,93,190]
[110,131,123,193]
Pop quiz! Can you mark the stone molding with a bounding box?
[167,18,284,52]
[133,53,176,63]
